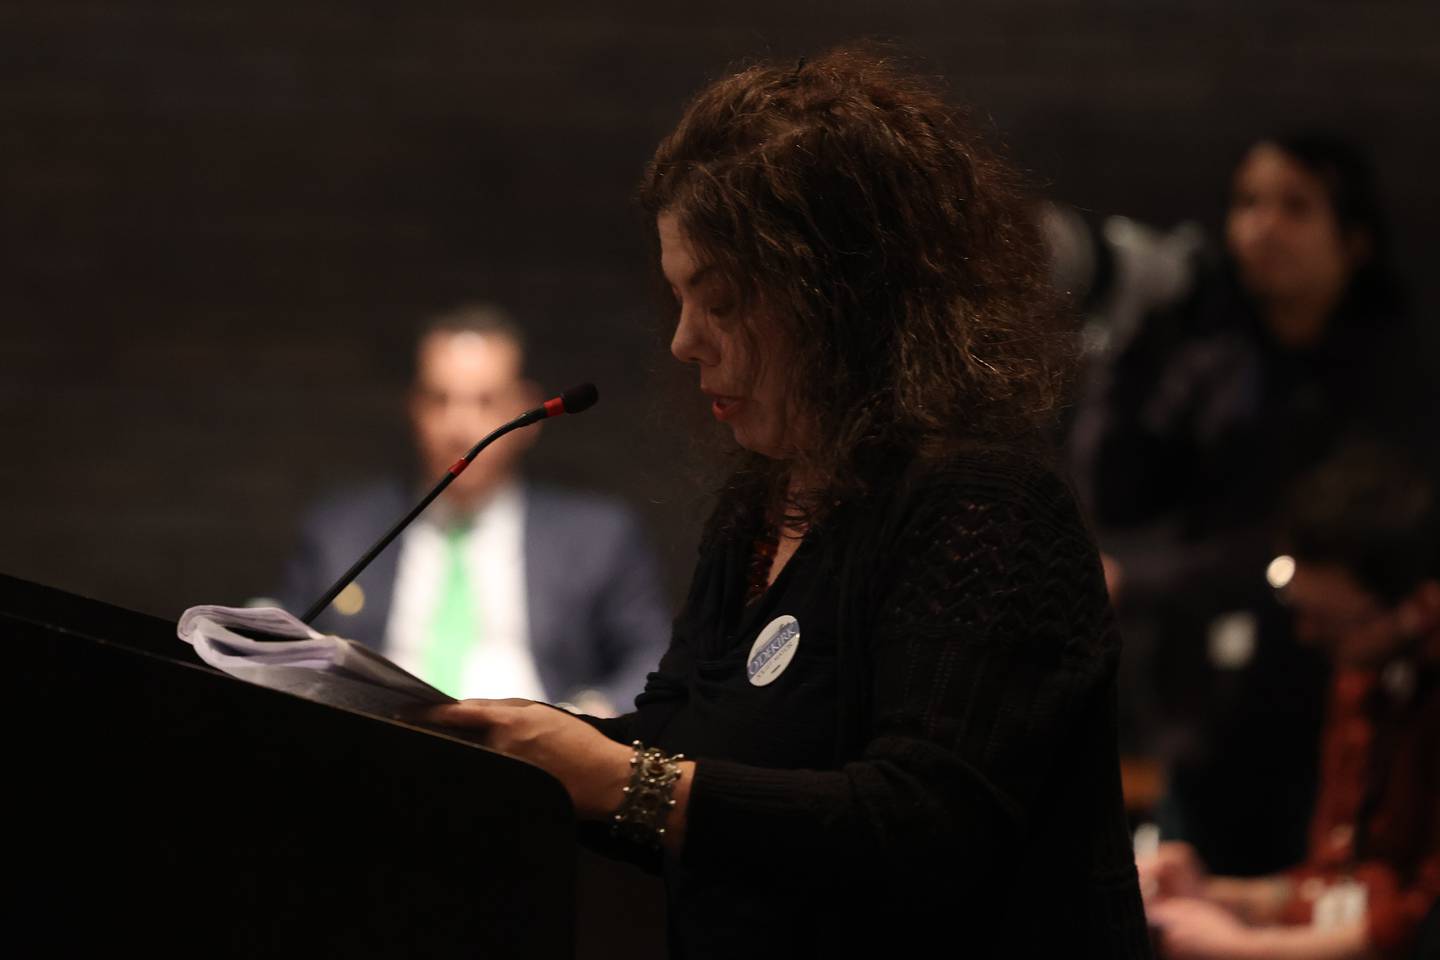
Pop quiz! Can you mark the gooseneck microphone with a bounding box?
[300,383,599,624]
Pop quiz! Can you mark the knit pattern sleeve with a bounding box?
[680,462,1121,879]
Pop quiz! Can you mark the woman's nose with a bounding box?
[670,304,714,366]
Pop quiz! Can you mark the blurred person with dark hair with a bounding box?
[1078,134,1435,875]
[276,303,670,716]
[1141,441,1440,960]
[416,48,1152,957]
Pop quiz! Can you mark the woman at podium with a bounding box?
[425,46,1151,958]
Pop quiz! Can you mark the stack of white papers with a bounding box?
[177,605,454,715]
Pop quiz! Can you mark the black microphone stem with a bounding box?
[299,409,543,625]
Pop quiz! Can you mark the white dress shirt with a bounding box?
[383,482,547,701]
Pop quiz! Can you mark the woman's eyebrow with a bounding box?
[685,264,716,290]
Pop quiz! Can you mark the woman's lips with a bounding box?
[708,395,742,422]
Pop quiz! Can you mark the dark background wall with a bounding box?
[5,0,1439,619]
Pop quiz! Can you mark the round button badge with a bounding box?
[747,615,801,686]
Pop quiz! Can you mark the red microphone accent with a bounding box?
[543,396,566,418]
[448,458,469,476]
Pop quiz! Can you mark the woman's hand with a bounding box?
[1101,552,1125,604]
[1139,841,1210,905]
[418,699,634,819]
[1148,899,1370,960]
[1147,898,1253,960]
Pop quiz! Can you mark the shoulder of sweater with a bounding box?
[859,451,1108,578]
[896,448,1080,523]
[863,450,1117,665]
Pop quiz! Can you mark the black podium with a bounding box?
[8,574,576,957]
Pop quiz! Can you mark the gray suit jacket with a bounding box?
[277,479,673,711]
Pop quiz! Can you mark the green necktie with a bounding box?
[426,523,476,698]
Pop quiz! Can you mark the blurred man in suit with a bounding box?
[278,303,671,716]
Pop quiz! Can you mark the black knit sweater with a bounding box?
[587,454,1152,958]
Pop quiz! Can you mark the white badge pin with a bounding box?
[747,615,801,686]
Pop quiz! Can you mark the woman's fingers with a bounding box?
[417,699,513,728]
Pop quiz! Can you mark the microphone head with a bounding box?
[560,383,599,415]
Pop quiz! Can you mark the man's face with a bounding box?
[1284,561,1402,666]
[409,331,537,506]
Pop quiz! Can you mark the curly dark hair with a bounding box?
[640,46,1072,529]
